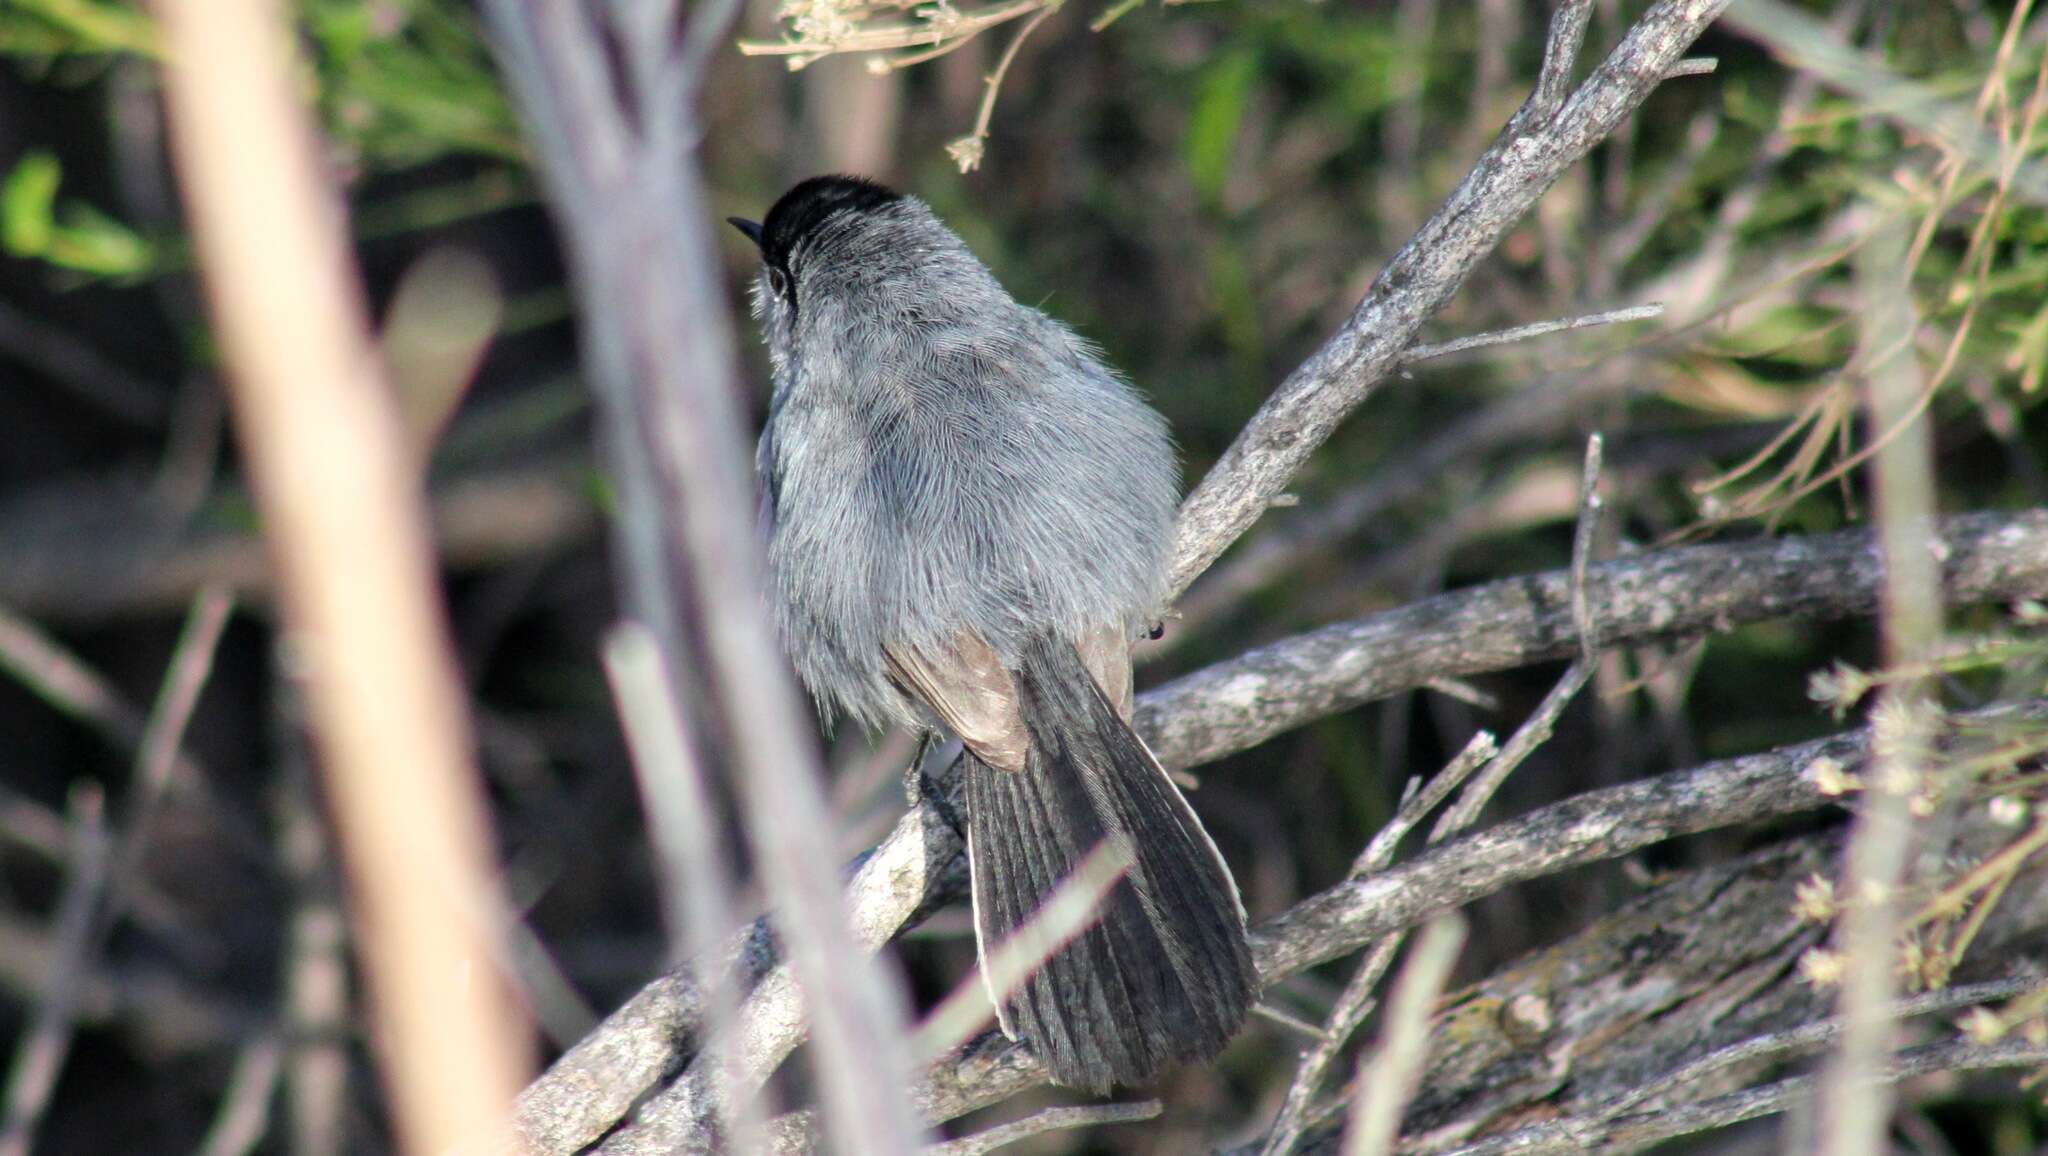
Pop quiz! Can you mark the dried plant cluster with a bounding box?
[1800,632,2048,999]
[741,0,1138,170]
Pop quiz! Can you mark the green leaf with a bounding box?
[1,151,157,278]
[2,152,61,257]
[1185,48,1258,206]
[3,0,159,57]
[49,202,155,277]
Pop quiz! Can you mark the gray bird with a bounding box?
[731,176,1254,1093]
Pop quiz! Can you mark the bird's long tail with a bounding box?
[964,633,1255,1092]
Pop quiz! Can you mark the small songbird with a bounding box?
[730,176,1254,1092]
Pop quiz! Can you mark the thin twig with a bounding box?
[1341,915,1467,1156]
[195,1031,285,1156]
[1265,634,1589,1154]
[1253,1003,1335,1042]
[1355,732,1500,876]
[1089,0,1145,33]
[911,841,1131,1063]
[603,624,767,1154]
[1524,0,1595,124]
[1422,677,1500,711]
[96,587,233,945]
[1434,669,1595,845]
[0,790,109,1156]
[1260,936,1406,1156]
[1570,433,1606,665]
[1815,215,1941,1156]
[924,1100,1162,1155]
[0,601,205,782]
[1427,436,1606,842]
[0,598,237,929]
[946,2,1056,172]
[1400,304,1666,365]
[1261,734,1497,1155]
[0,591,229,1156]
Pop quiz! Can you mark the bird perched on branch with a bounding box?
[731,175,1255,1092]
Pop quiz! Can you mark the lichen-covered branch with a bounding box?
[1143,508,2048,769]
[509,509,2048,1153]
[774,700,2048,1143]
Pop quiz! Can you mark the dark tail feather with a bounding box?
[965,634,1255,1092]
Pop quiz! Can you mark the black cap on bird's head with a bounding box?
[728,175,904,275]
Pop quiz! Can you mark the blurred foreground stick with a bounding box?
[481,3,925,1153]
[155,0,532,1151]
[0,467,596,622]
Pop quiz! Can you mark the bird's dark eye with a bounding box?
[767,266,791,299]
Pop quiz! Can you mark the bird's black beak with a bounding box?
[728,217,764,248]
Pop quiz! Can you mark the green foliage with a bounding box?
[1184,48,1257,206]
[0,0,525,285]
[1,150,159,278]
[0,0,157,58]
[301,0,525,168]
[0,1,520,169]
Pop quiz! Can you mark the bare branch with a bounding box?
[1341,915,1467,1156]
[1141,509,2048,771]
[1440,1038,2048,1156]
[510,509,2048,1153]
[1166,0,1731,598]
[0,793,108,1156]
